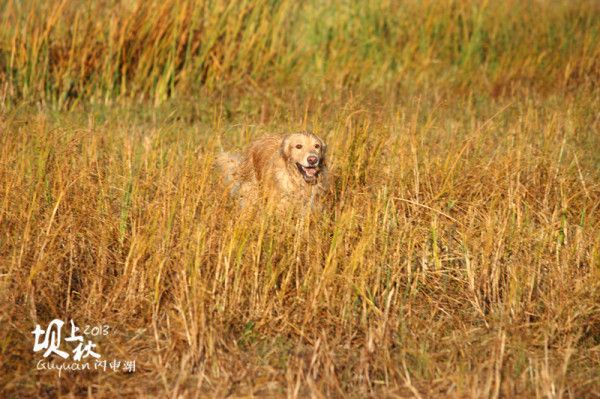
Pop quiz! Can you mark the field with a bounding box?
[1,0,600,397]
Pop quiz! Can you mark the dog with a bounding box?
[216,131,328,211]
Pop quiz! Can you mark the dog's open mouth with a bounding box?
[296,163,319,182]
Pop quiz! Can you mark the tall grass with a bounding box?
[1,0,599,106]
[2,93,599,397]
[1,0,600,397]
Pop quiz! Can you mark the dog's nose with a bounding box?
[307,156,318,165]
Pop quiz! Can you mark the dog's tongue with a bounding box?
[304,167,317,176]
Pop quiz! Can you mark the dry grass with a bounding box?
[1,0,600,398]
[1,0,599,104]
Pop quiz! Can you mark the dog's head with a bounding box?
[280,132,327,184]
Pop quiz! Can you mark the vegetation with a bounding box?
[1,0,599,397]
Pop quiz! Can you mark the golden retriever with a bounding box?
[217,132,328,210]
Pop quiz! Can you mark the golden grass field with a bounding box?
[1,0,600,397]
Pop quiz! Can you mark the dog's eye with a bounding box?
[314,144,320,149]
[295,144,303,149]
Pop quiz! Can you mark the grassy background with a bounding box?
[1,0,600,397]
[1,0,599,105]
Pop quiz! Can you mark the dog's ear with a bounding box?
[280,135,291,161]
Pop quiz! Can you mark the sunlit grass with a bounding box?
[2,92,599,396]
[1,0,599,106]
[1,0,599,397]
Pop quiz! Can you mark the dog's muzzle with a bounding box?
[296,162,320,182]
